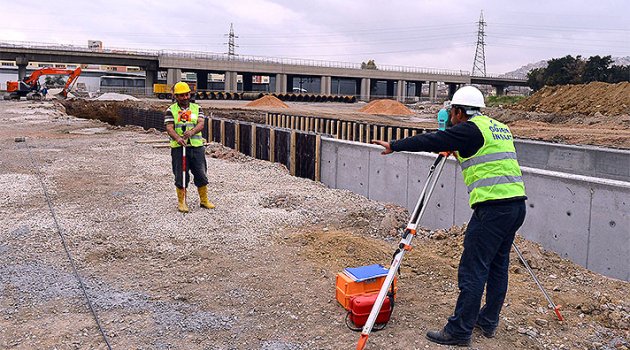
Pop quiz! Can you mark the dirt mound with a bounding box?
[513,82,630,116]
[359,99,414,116]
[245,95,289,108]
[293,225,630,349]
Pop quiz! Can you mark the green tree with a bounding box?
[582,55,613,83]
[361,59,377,70]
[545,55,583,86]
[608,64,630,83]
[527,67,546,91]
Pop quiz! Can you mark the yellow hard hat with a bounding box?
[173,82,191,95]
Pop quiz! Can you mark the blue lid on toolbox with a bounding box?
[343,264,389,282]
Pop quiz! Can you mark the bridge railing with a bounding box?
[472,72,524,79]
[1,40,470,77]
[0,40,161,57]
[158,49,469,76]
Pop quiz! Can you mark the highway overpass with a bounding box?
[0,42,527,100]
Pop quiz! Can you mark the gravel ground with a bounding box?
[0,100,627,350]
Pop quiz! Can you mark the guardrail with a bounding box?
[1,40,470,76]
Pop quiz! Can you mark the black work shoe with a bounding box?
[426,329,471,347]
[474,323,496,338]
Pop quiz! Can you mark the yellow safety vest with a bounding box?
[455,115,526,207]
[169,103,204,148]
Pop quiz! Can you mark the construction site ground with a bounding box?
[0,94,628,350]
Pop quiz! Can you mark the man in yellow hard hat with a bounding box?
[164,81,215,212]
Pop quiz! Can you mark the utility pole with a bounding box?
[472,10,487,77]
[225,23,238,59]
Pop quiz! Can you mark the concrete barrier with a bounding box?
[321,138,630,281]
[514,139,630,182]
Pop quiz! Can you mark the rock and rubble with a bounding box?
[0,99,628,349]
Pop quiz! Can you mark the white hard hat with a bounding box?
[451,85,485,108]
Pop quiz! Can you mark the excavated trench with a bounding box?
[60,100,267,127]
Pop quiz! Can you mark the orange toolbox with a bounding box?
[335,268,397,310]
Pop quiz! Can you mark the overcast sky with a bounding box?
[2,1,629,74]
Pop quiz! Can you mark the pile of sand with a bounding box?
[513,82,630,116]
[359,99,414,116]
[245,95,289,108]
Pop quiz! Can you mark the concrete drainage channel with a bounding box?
[65,102,629,281]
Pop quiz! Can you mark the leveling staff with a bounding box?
[164,81,215,213]
[372,85,527,346]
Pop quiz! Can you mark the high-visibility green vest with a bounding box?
[455,115,526,207]
[169,103,204,148]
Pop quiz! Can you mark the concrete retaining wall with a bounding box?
[514,139,630,182]
[321,138,630,281]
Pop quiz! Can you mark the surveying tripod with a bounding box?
[356,152,449,350]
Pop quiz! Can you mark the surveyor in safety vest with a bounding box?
[372,85,527,347]
[164,81,215,213]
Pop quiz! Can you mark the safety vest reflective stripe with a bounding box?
[456,114,526,207]
[169,103,204,148]
[466,175,523,193]
[460,152,517,170]
[174,122,197,129]
[170,134,203,139]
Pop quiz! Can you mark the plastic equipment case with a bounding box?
[335,272,397,310]
[348,293,393,327]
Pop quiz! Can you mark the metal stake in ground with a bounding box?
[179,110,191,210]
[356,152,449,350]
[182,126,187,200]
[512,243,564,321]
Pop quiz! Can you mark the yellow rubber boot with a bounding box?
[176,187,189,213]
[198,185,215,209]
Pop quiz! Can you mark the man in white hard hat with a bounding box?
[373,85,527,346]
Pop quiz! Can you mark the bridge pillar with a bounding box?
[429,81,438,102]
[16,56,29,81]
[447,83,458,99]
[196,71,208,90]
[167,68,182,86]
[414,81,423,100]
[360,78,371,102]
[320,76,332,95]
[224,71,238,92]
[494,84,506,96]
[386,80,395,98]
[242,73,253,92]
[145,69,157,94]
[275,73,287,93]
[396,80,407,102]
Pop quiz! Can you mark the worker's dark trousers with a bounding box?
[444,200,526,340]
[171,146,209,188]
